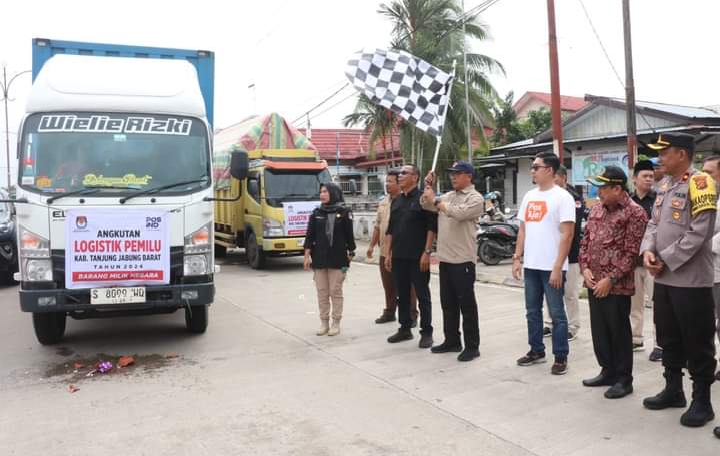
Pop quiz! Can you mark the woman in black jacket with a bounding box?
[303,183,356,336]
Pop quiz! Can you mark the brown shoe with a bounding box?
[551,357,568,375]
[375,312,396,324]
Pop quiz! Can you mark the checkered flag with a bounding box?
[345,49,453,138]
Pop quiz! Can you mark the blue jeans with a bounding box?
[524,268,569,358]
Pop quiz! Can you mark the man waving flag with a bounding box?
[345,49,454,139]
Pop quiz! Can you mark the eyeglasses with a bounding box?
[399,170,412,175]
[530,165,550,171]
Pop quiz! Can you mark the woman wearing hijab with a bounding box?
[304,183,356,336]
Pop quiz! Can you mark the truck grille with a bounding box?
[51,246,185,287]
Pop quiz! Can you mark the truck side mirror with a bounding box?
[230,151,249,180]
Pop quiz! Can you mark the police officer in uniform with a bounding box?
[640,133,718,428]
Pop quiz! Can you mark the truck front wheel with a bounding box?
[185,304,208,333]
[32,312,67,345]
[246,232,266,269]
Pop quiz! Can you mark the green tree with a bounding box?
[490,91,523,146]
[342,94,398,163]
[346,0,504,174]
[518,108,552,139]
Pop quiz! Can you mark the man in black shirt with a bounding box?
[385,164,438,348]
[630,160,661,360]
[544,165,585,340]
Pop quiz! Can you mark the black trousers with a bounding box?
[654,283,717,383]
[392,258,432,334]
[439,262,479,349]
[588,293,633,384]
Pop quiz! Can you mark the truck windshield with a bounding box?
[18,112,210,195]
[263,169,332,207]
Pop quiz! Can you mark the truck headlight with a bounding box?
[184,253,209,276]
[184,222,211,254]
[263,218,284,238]
[25,259,53,281]
[0,220,12,234]
[19,226,52,282]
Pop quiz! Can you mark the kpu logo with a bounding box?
[75,215,88,230]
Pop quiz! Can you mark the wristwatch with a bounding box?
[424,248,433,254]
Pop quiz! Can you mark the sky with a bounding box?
[1,0,720,184]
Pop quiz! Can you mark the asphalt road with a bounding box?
[0,251,718,455]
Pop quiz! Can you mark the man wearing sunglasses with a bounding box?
[420,161,484,362]
[512,151,576,375]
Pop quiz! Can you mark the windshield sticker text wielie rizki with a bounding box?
[82,174,153,187]
[38,115,192,135]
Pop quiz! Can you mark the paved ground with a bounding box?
[0,250,718,455]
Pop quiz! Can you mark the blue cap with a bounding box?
[446,161,474,176]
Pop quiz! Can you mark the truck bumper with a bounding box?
[19,282,214,314]
[262,237,305,253]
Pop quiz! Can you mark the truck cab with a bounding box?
[13,39,247,345]
[214,149,331,269]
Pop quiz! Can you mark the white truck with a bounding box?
[10,39,247,344]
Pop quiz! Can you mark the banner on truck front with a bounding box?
[283,201,320,236]
[65,209,170,289]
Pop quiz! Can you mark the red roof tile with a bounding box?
[513,91,587,113]
[299,128,400,162]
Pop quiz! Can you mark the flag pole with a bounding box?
[430,59,457,172]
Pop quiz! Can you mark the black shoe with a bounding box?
[457,348,480,362]
[680,383,715,427]
[643,370,687,410]
[375,313,396,324]
[632,342,645,352]
[543,327,551,338]
[517,351,546,366]
[604,382,633,399]
[387,330,413,343]
[551,357,568,375]
[648,347,663,362]
[583,370,617,387]
[431,342,462,354]
[568,331,577,341]
[715,370,720,381]
[418,333,433,349]
[410,318,418,328]
[714,426,720,439]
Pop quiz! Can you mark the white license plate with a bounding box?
[91,287,146,305]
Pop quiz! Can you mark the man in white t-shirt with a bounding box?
[512,151,576,375]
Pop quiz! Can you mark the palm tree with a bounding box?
[375,0,504,174]
[342,94,399,165]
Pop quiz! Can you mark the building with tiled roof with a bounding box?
[513,91,587,119]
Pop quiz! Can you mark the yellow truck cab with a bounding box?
[213,114,331,268]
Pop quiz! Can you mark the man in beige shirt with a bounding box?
[367,171,418,325]
[421,161,485,362]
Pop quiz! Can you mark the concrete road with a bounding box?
[0,251,718,455]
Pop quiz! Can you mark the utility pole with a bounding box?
[546,0,564,160]
[1,66,31,190]
[462,0,473,162]
[623,0,637,169]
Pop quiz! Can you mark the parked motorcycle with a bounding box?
[477,210,518,266]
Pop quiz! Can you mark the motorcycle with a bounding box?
[477,209,519,266]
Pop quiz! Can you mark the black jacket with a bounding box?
[304,206,356,269]
[567,185,585,264]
